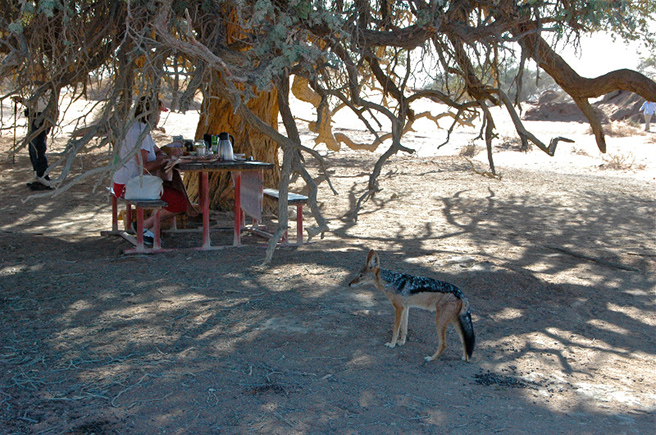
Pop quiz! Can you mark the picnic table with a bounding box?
[104,156,274,253]
[175,157,274,249]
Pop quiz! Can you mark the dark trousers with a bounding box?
[27,112,50,179]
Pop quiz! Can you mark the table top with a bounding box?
[175,157,274,172]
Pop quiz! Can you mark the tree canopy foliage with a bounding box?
[1,0,655,255]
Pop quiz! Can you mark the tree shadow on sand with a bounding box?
[0,150,654,432]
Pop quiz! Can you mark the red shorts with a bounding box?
[113,182,187,214]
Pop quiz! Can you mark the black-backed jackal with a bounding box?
[348,249,475,361]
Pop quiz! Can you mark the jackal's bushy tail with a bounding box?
[459,308,475,359]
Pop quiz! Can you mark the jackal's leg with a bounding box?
[454,321,469,361]
[398,307,409,345]
[425,314,449,361]
[386,304,405,348]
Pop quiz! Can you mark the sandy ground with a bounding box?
[0,98,655,434]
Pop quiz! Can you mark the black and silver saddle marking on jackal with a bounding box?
[380,269,466,300]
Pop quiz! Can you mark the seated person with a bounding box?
[112,97,186,245]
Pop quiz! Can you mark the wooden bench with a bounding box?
[263,188,308,245]
[102,191,168,253]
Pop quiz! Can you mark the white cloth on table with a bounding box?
[238,171,263,221]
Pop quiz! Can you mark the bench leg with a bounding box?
[111,195,119,232]
[135,207,145,250]
[135,208,163,251]
[296,204,304,245]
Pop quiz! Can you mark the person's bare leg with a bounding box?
[143,210,178,230]
[170,171,199,217]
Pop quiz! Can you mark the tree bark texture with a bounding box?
[184,77,280,212]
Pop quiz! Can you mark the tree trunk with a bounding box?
[184,78,280,211]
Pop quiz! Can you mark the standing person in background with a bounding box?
[639,100,656,132]
[12,92,56,191]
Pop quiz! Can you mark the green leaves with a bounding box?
[7,20,24,35]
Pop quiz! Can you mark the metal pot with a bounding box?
[218,132,234,161]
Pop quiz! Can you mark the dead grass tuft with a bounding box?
[497,136,532,152]
[459,142,479,157]
[588,122,645,138]
[599,152,645,171]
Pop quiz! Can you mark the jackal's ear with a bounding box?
[367,250,379,270]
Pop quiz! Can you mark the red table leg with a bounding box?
[233,171,242,246]
[201,171,211,249]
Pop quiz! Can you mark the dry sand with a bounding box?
[0,97,654,433]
